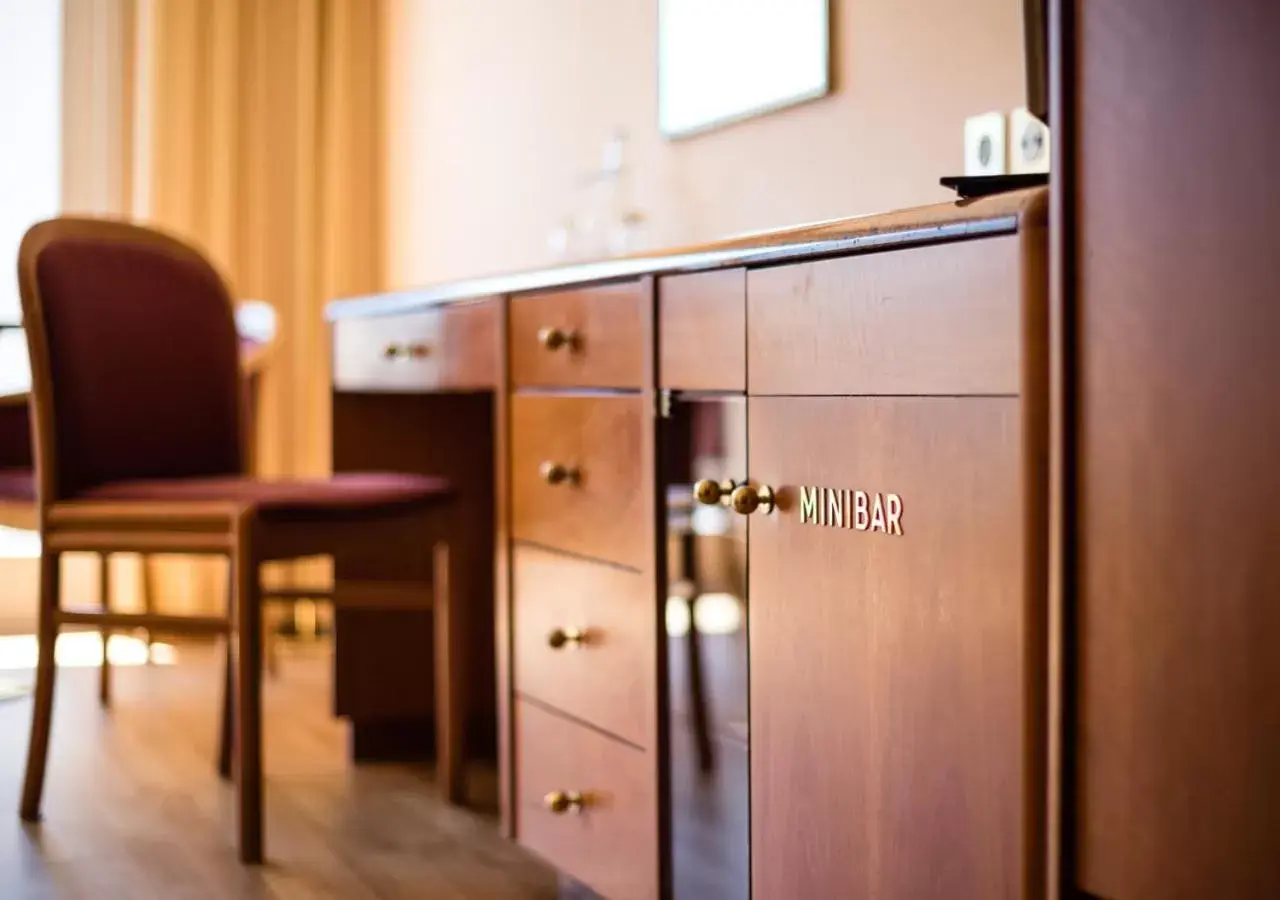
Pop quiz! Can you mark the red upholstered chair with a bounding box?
[1,326,288,699]
[16,217,461,864]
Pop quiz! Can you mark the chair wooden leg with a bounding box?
[263,605,279,678]
[141,554,155,663]
[20,549,62,822]
[686,592,715,774]
[98,553,111,707]
[680,529,714,773]
[432,542,465,804]
[217,580,233,780]
[231,530,264,864]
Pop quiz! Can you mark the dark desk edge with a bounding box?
[326,188,1047,321]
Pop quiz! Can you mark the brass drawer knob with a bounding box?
[539,461,579,485]
[544,790,587,815]
[730,483,775,516]
[384,342,430,359]
[537,326,578,351]
[547,626,588,649]
[693,479,736,506]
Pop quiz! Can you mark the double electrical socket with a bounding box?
[963,108,1050,176]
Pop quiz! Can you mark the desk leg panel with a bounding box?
[332,391,497,762]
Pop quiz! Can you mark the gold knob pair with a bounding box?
[383,342,430,359]
[547,626,587,649]
[692,479,775,515]
[537,326,578,351]
[544,790,587,814]
[539,461,580,485]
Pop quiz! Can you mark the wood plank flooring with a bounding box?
[0,640,560,900]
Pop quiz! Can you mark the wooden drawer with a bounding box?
[332,300,498,392]
[516,701,658,900]
[747,237,1023,395]
[659,269,745,391]
[513,545,654,747]
[511,394,645,568]
[510,283,646,388]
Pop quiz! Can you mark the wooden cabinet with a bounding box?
[516,701,659,900]
[748,396,1034,900]
[510,393,646,569]
[747,239,1022,396]
[327,190,1049,900]
[513,544,655,748]
[332,299,498,392]
[510,283,646,389]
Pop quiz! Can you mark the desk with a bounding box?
[329,188,1049,900]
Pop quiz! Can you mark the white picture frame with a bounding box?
[658,0,831,138]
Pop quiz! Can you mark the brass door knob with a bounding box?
[547,626,588,649]
[693,479,736,506]
[539,461,579,485]
[730,483,775,515]
[537,326,578,351]
[383,342,402,359]
[544,790,587,814]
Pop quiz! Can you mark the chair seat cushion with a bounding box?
[0,468,36,503]
[77,473,451,520]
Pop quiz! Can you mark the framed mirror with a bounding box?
[658,0,831,138]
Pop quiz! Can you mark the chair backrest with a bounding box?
[17,218,245,505]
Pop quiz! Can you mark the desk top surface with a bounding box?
[327,188,1047,321]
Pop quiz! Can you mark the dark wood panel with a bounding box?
[515,701,658,900]
[510,394,645,569]
[749,396,1036,900]
[332,298,498,392]
[510,284,645,389]
[658,269,745,392]
[513,545,654,749]
[331,391,495,753]
[747,237,1023,396]
[1066,3,1280,898]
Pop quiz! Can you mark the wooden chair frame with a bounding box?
[15,218,463,864]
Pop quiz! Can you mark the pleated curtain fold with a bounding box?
[60,0,386,614]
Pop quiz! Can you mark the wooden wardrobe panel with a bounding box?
[1067,2,1280,898]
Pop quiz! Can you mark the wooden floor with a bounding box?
[0,640,560,900]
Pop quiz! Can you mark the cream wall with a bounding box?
[384,0,1026,287]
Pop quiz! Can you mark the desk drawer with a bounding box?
[511,394,645,568]
[513,545,654,748]
[510,283,646,388]
[332,300,497,392]
[747,237,1023,395]
[516,701,658,900]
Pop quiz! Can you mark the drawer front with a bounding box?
[747,237,1023,395]
[516,701,658,900]
[511,394,645,568]
[510,283,646,388]
[332,300,497,392]
[513,545,655,747]
[659,269,745,391]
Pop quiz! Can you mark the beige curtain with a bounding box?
[60,0,386,614]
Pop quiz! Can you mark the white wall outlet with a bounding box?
[964,111,1008,177]
[1008,107,1051,174]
